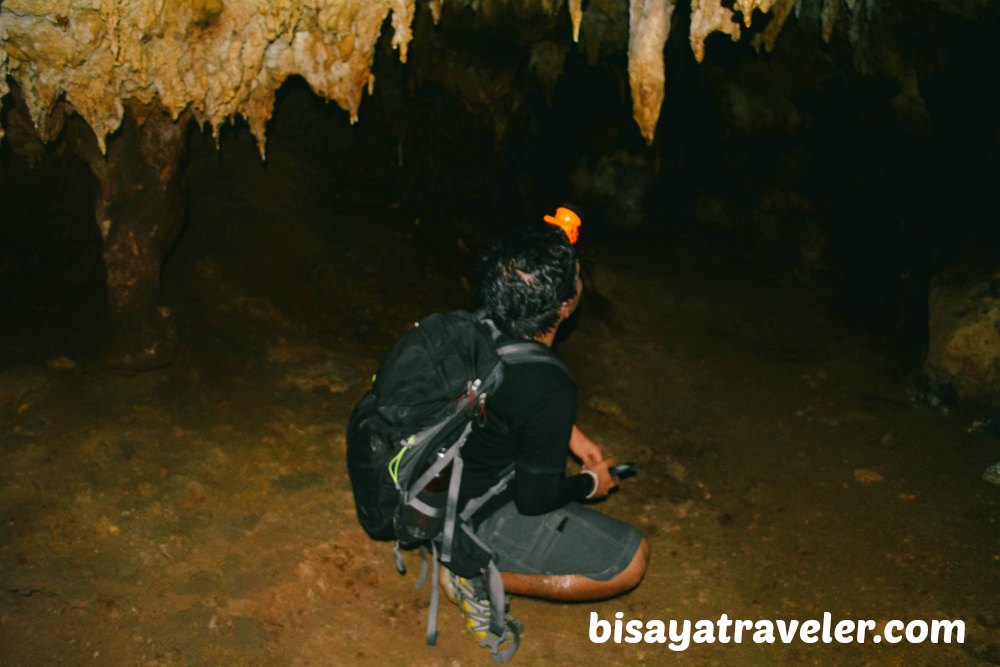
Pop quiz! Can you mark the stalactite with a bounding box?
[569,0,583,42]
[0,0,907,182]
[689,0,742,64]
[732,0,775,26]
[821,0,841,42]
[391,0,417,64]
[628,0,676,144]
[0,0,418,157]
[0,52,7,143]
[752,0,801,53]
[530,41,569,104]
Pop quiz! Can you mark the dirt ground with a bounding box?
[1,125,998,666]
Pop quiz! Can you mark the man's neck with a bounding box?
[531,328,557,348]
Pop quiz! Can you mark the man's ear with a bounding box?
[558,299,573,319]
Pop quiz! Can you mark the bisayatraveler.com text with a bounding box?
[588,612,965,651]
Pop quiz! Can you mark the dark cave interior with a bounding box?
[1,3,998,375]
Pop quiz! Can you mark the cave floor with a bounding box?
[2,132,999,666]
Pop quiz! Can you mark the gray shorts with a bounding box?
[475,501,643,581]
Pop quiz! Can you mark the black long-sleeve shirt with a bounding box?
[459,340,594,522]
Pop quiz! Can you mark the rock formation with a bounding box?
[0,0,418,156]
[0,0,849,156]
[925,268,1000,403]
[1,0,993,373]
[67,104,187,371]
[628,0,675,145]
[2,0,425,369]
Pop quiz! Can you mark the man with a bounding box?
[444,224,650,645]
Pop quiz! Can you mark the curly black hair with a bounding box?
[476,225,578,339]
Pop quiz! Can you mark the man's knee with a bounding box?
[602,535,649,596]
[617,536,650,592]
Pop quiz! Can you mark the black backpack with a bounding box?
[346,310,566,663]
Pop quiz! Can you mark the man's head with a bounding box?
[477,226,581,340]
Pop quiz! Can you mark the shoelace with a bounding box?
[444,569,522,664]
[447,573,492,635]
[460,596,493,636]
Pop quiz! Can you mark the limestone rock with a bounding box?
[628,0,676,144]
[690,0,741,64]
[0,49,8,142]
[429,0,443,24]
[752,0,800,53]
[925,269,1000,402]
[0,0,801,156]
[0,0,909,153]
[569,0,583,42]
[529,41,569,104]
[983,461,1000,486]
[821,0,841,42]
[0,0,417,155]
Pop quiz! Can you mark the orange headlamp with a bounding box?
[543,206,581,244]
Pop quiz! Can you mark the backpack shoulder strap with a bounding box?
[496,341,571,377]
[476,311,571,377]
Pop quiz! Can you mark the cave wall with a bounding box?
[655,3,1000,366]
[2,0,999,381]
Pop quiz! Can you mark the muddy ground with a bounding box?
[2,123,999,666]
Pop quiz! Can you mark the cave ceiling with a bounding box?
[0,0,912,152]
[0,0,994,153]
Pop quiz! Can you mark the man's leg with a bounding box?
[501,536,649,600]
[475,501,649,601]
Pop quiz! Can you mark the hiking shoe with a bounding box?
[441,567,523,663]
[440,568,492,640]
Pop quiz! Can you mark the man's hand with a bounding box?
[585,459,620,498]
[570,425,604,467]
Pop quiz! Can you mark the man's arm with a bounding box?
[510,373,593,514]
[570,425,620,499]
[570,424,603,466]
